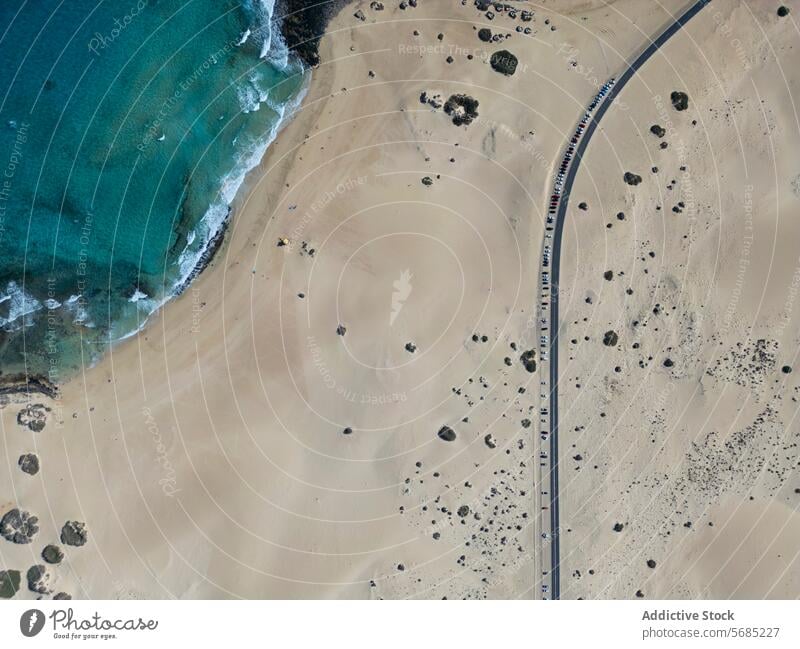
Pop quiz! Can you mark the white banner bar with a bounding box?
[1,600,798,648]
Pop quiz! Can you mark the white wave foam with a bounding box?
[0,281,42,331]
[237,28,251,46]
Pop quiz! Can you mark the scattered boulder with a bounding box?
[490,50,518,76]
[0,570,21,599]
[603,270,614,281]
[437,426,457,442]
[647,559,657,569]
[478,28,492,42]
[612,522,624,532]
[782,365,792,374]
[670,91,689,111]
[26,564,51,594]
[42,544,64,564]
[635,589,644,598]
[353,9,366,21]
[18,453,39,476]
[421,176,434,186]
[457,505,470,517]
[484,434,497,449]
[602,331,618,347]
[444,93,479,126]
[336,324,347,336]
[778,6,790,17]
[1,508,39,544]
[60,520,88,547]
[623,171,642,186]
[520,350,536,373]
[405,342,417,353]
[649,124,666,138]
[578,202,588,211]
[663,358,674,368]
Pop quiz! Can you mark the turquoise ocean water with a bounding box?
[0,0,305,380]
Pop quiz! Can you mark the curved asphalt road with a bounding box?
[544,0,710,600]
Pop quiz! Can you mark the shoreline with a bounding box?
[0,1,349,397]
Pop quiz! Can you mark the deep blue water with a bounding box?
[0,0,305,380]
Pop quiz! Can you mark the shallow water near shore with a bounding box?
[0,0,305,380]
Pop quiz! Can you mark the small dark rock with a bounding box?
[520,349,536,373]
[421,176,433,186]
[336,324,347,336]
[405,342,417,353]
[612,522,624,532]
[663,358,674,368]
[647,559,657,569]
[53,592,72,600]
[778,6,790,17]
[42,544,64,564]
[670,91,689,111]
[457,505,470,517]
[478,28,492,42]
[650,124,666,138]
[342,427,353,435]
[623,172,642,186]
[0,570,21,599]
[603,270,614,281]
[18,453,39,476]
[602,331,618,347]
[782,365,792,374]
[578,202,588,211]
[60,521,88,547]
[490,50,518,76]
[26,564,50,594]
[438,426,457,442]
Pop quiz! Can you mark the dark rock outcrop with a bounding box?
[17,403,49,432]
[444,94,480,126]
[278,0,351,68]
[1,508,39,544]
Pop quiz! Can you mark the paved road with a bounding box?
[541,0,709,600]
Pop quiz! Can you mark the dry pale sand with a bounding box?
[557,1,800,599]
[1,0,796,600]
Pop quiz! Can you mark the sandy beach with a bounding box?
[2,0,799,600]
